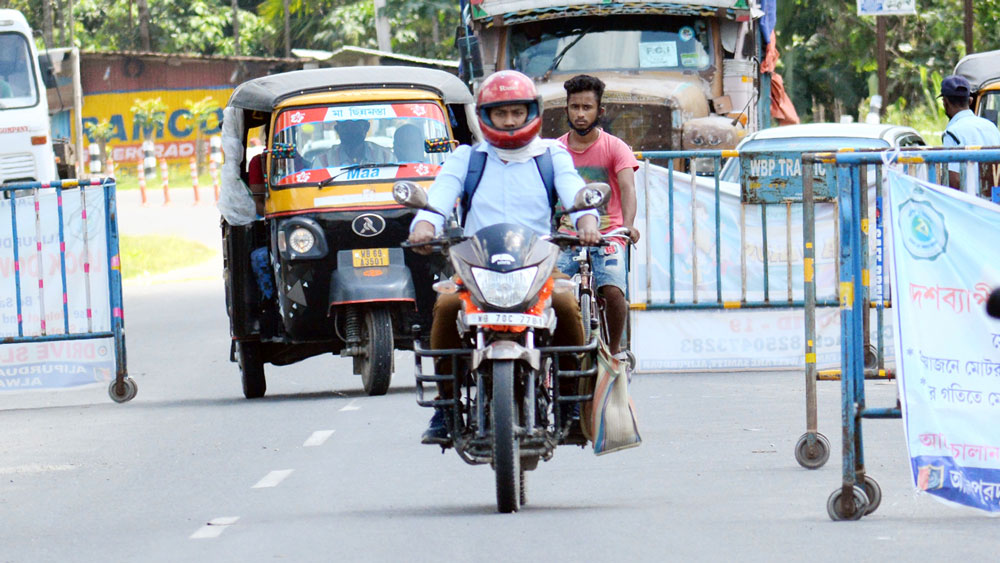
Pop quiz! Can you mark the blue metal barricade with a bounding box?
[813,147,1000,520]
[0,179,133,402]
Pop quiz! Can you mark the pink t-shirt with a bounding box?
[557,129,639,232]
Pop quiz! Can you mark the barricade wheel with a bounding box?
[794,432,830,469]
[861,475,882,515]
[826,485,869,521]
[108,377,138,403]
[864,344,879,370]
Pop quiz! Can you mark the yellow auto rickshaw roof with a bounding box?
[227,66,474,112]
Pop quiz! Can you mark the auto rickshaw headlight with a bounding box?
[288,228,316,254]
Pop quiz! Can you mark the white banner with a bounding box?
[0,187,116,391]
[887,169,1000,512]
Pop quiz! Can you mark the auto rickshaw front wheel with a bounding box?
[238,341,267,399]
[360,308,393,396]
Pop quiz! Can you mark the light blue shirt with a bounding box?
[413,143,597,236]
[942,109,1000,180]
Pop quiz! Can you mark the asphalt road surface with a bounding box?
[2,272,999,562]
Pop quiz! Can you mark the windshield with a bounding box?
[271,101,451,188]
[719,137,891,183]
[509,16,713,77]
[0,33,39,110]
[978,91,1000,128]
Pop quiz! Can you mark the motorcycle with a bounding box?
[392,179,609,513]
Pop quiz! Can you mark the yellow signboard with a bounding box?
[80,87,232,163]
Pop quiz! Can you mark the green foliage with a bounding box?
[130,98,168,141]
[85,119,116,143]
[183,96,222,134]
[779,0,1000,123]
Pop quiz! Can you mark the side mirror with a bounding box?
[424,137,455,153]
[393,181,447,217]
[567,182,610,213]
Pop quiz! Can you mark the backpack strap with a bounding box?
[461,145,488,226]
[460,145,557,227]
[942,130,961,145]
[533,148,557,209]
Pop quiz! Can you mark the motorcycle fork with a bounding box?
[474,329,535,440]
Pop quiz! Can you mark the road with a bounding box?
[2,271,998,562]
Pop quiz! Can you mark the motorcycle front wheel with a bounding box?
[491,359,520,513]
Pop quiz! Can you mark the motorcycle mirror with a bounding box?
[566,182,610,213]
[393,181,447,217]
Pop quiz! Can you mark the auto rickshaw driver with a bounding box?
[314,119,394,167]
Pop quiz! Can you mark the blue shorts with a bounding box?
[556,239,628,293]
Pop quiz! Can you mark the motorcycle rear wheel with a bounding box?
[492,360,520,513]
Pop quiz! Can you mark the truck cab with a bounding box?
[462,1,765,154]
[0,9,57,187]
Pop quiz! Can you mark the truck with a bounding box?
[457,0,769,157]
[0,9,59,187]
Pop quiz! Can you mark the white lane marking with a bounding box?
[339,399,361,412]
[303,430,335,447]
[190,516,240,539]
[252,469,294,489]
[0,463,76,475]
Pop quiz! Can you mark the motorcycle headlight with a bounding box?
[288,227,315,254]
[470,266,538,308]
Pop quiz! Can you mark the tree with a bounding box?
[130,97,167,141]
[183,95,222,167]
[136,0,152,50]
[84,119,115,166]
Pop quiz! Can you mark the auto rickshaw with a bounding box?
[955,49,1000,126]
[218,66,479,399]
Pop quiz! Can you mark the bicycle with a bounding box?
[566,226,636,371]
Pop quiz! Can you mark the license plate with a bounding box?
[465,312,547,328]
[352,248,389,268]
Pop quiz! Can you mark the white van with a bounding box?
[0,9,57,186]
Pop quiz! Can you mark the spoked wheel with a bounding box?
[238,341,266,399]
[492,360,520,513]
[861,475,882,515]
[360,308,393,396]
[794,432,831,469]
[108,377,138,403]
[827,485,870,521]
[580,293,593,344]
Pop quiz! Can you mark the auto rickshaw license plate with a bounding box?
[352,248,390,268]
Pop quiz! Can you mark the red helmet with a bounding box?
[476,70,542,149]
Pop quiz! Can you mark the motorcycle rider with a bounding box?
[408,70,601,444]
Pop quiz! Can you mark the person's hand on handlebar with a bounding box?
[576,215,601,246]
[626,224,641,244]
[408,220,436,255]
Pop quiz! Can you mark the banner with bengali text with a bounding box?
[0,188,116,391]
[887,169,1000,512]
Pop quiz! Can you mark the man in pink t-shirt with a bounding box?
[556,74,639,357]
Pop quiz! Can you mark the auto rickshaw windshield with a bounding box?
[271,101,451,188]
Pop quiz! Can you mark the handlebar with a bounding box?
[546,227,634,249]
